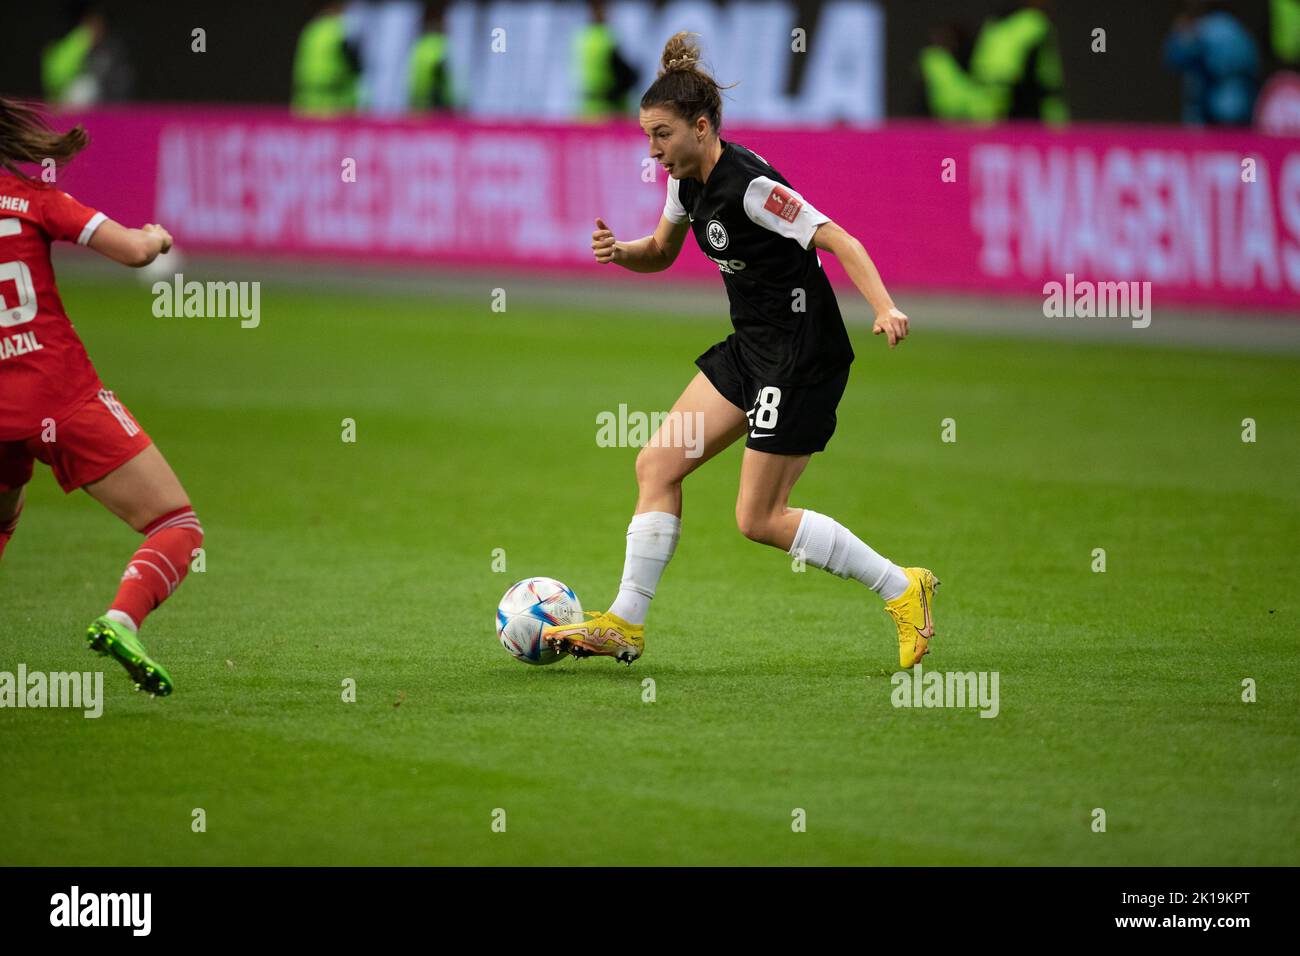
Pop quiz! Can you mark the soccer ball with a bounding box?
[496,577,583,665]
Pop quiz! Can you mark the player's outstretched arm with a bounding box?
[592,215,689,273]
[812,221,909,348]
[87,220,173,268]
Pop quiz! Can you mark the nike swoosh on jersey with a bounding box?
[749,432,775,438]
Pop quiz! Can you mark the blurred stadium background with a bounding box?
[1,1,1297,866]
[7,0,1299,312]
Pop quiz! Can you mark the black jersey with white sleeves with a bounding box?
[662,139,854,385]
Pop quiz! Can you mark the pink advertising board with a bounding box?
[50,106,1300,312]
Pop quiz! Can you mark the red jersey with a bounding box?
[0,173,107,441]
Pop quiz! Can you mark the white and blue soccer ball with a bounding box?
[496,577,583,665]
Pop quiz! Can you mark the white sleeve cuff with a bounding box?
[662,176,687,223]
[77,211,107,245]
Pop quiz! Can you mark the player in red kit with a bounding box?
[0,99,199,696]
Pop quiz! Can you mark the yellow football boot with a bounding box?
[883,567,940,669]
[542,610,645,665]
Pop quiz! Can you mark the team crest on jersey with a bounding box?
[705,219,729,251]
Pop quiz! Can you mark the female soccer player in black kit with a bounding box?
[542,32,938,670]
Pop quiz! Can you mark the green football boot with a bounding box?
[86,615,174,697]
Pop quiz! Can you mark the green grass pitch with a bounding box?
[2,273,1297,865]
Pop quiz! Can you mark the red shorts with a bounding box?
[0,389,152,494]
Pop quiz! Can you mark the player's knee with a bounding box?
[635,445,683,491]
[735,504,774,544]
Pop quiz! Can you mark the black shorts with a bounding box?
[695,338,850,456]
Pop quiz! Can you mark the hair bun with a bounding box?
[665,52,699,71]
[659,31,703,77]
[642,31,734,134]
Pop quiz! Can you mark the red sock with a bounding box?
[111,505,204,628]
[0,503,21,560]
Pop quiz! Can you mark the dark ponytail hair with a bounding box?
[639,32,735,135]
[0,98,88,180]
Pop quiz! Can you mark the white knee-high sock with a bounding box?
[608,511,681,625]
[788,509,909,601]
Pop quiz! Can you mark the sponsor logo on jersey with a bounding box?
[706,219,729,251]
[763,185,803,223]
[707,255,747,274]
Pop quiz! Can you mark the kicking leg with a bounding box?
[546,372,747,663]
[82,444,202,695]
[612,371,747,619]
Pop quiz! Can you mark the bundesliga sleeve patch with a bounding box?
[763,185,803,223]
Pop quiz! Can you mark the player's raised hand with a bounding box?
[593,217,618,264]
[872,306,910,349]
[142,223,173,254]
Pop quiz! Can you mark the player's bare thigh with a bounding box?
[638,371,748,488]
[83,444,190,533]
[735,446,811,550]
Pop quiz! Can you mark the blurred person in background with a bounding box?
[1271,0,1300,65]
[575,0,640,120]
[1256,0,1300,133]
[918,21,999,120]
[968,0,1067,122]
[917,2,1066,123]
[1163,0,1260,125]
[41,1,134,106]
[293,0,362,116]
[408,1,455,112]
